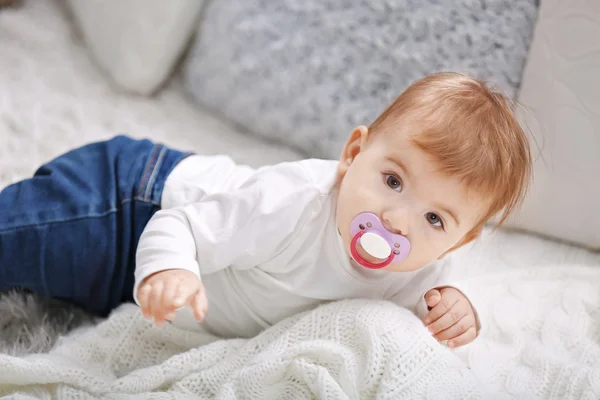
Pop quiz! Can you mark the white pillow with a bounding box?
[506,1,600,249]
[67,0,204,95]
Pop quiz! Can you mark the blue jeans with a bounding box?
[0,136,190,316]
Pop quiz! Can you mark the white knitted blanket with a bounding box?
[0,300,487,399]
[1,265,599,399]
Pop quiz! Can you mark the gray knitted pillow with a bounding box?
[183,0,538,158]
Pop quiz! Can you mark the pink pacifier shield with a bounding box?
[350,212,410,269]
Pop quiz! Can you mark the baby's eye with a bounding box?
[426,212,444,229]
[385,174,403,192]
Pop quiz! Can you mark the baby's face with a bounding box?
[336,126,488,272]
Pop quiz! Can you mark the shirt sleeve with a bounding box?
[133,161,324,304]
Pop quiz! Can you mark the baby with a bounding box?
[0,73,531,349]
[135,72,531,348]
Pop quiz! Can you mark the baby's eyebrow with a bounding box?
[384,156,411,180]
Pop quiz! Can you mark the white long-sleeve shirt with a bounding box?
[134,155,474,338]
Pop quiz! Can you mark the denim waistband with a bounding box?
[134,143,192,206]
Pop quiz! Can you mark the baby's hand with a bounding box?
[422,287,477,348]
[137,269,208,327]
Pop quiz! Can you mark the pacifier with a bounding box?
[350,212,410,269]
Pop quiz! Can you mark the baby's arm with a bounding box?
[134,161,321,327]
[135,205,204,327]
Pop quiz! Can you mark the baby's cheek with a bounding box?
[407,244,441,271]
[386,252,423,272]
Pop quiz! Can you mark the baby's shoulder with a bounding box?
[234,159,337,223]
[273,158,339,195]
[236,158,338,211]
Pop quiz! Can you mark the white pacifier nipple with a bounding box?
[360,232,392,259]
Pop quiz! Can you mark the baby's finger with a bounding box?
[427,303,467,335]
[173,279,199,309]
[161,277,180,311]
[149,281,166,327]
[191,290,209,322]
[423,295,459,325]
[424,289,441,309]
[447,326,477,348]
[137,284,152,318]
[165,311,177,321]
[434,314,475,342]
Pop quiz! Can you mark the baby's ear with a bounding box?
[437,228,482,259]
[337,126,369,177]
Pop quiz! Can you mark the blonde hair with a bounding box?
[369,72,532,233]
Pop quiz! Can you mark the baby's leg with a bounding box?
[0,135,189,316]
